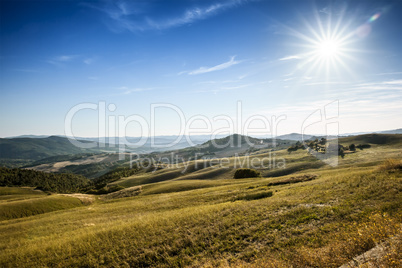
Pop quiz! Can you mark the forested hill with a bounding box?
[0,167,91,193]
[0,136,105,160]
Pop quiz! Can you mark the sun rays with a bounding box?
[282,6,362,81]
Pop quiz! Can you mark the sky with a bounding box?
[1,0,401,138]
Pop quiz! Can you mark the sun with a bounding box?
[316,39,340,59]
[299,30,352,79]
[284,9,358,79]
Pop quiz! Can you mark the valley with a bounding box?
[0,133,401,267]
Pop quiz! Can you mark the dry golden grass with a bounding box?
[0,142,401,267]
[379,158,402,172]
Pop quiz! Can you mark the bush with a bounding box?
[349,143,356,151]
[233,168,260,179]
[357,144,371,150]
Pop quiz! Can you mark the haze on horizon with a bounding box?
[1,0,401,138]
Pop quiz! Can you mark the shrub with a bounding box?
[357,144,371,150]
[349,143,356,151]
[233,168,260,179]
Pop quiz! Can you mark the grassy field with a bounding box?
[0,187,84,221]
[0,135,401,267]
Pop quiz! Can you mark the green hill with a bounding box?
[0,187,84,221]
[0,136,105,160]
[339,133,402,145]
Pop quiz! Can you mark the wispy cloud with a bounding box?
[83,58,94,65]
[304,81,349,86]
[55,55,77,62]
[319,7,331,15]
[117,86,153,95]
[47,55,84,67]
[279,55,302,61]
[375,71,402,76]
[47,55,78,66]
[283,72,294,77]
[85,0,249,33]
[180,56,241,75]
[194,83,252,94]
[283,77,294,82]
[47,55,97,67]
[383,79,402,85]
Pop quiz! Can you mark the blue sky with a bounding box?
[1,0,401,138]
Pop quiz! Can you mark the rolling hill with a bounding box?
[0,133,401,267]
[0,136,109,161]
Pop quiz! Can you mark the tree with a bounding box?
[349,144,356,151]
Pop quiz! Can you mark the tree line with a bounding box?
[0,167,91,193]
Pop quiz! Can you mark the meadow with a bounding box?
[0,134,401,267]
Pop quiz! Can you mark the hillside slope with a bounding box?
[0,151,400,267]
[0,136,106,160]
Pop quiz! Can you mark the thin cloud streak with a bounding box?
[85,0,249,33]
[383,79,402,85]
[55,55,77,62]
[181,56,241,75]
[47,55,79,66]
[279,55,302,61]
[117,86,153,95]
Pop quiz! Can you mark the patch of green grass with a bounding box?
[0,187,45,202]
[0,193,83,221]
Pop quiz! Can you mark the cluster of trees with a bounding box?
[287,140,308,154]
[0,167,91,193]
[233,168,260,179]
[306,138,328,152]
[287,138,372,158]
[0,165,142,194]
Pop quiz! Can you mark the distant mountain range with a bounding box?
[341,128,402,136]
[276,128,402,141]
[7,128,401,141]
[1,128,401,162]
